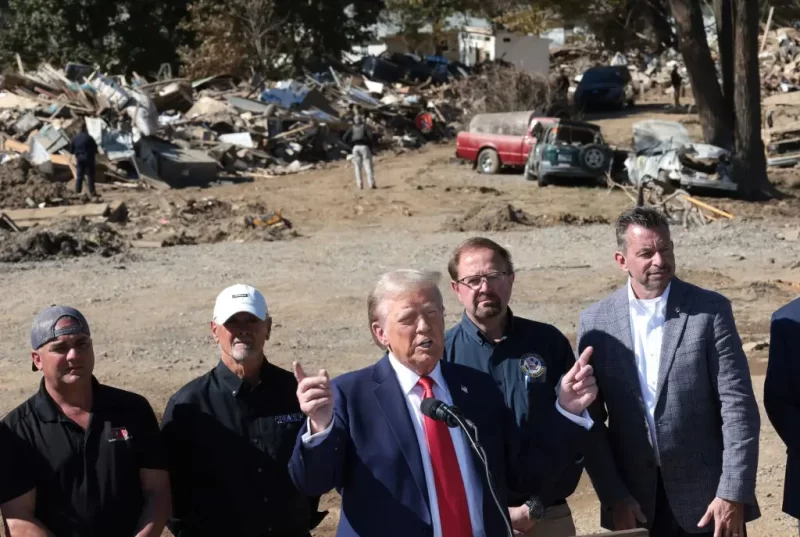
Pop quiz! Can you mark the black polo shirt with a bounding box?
[0,421,33,505]
[2,377,166,537]
[161,359,323,537]
[444,310,584,507]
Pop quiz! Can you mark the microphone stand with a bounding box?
[443,407,514,537]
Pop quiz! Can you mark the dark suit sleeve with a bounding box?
[289,381,349,496]
[765,312,800,450]
[577,314,632,506]
[710,299,760,504]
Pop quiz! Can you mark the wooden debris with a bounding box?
[2,201,127,230]
[604,175,733,227]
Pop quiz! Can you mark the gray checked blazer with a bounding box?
[578,277,761,533]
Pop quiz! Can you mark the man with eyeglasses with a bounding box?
[444,237,586,537]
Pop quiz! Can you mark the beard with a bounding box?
[473,294,504,319]
[225,341,259,362]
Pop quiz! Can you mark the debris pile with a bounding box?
[0,58,467,193]
[444,203,609,232]
[0,220,125,263]
[126,196,296,248]
[759,26,800,95]
[0,158,70,209]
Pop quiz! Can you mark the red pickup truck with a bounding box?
[456,112,559,174]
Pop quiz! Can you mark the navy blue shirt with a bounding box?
[444,310,584,507]
[68,132,98,162]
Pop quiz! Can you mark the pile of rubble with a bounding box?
[0,58,465,193]
[444,203,610,232]
[760,26,800,95]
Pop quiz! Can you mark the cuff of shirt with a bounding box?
[301,418,334,447]
[554,400,594,431]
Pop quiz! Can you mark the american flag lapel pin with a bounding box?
[461,385,468,394]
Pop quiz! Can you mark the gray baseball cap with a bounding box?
[30,306,91,371]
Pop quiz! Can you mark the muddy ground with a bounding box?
[1,102,799,536]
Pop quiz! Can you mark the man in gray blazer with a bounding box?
[579,206,760,537]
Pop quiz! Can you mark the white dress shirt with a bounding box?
[302,354,595,536]
[628,279,671,465]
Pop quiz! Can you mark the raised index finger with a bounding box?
[578,346,593,368]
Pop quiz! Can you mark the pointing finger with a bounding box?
[293,361,306,383]
[319,369,330,381]
[578,346,593,367]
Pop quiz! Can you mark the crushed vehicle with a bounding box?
[625,120,737,192]
[525,120,612,186]
[455,112,559,174]
[573,66,636,111]
[762,92,800,167]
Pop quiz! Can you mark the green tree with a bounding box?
[0,0,188,76]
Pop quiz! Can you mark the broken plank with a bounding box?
[0,212,21,232]
[680,195,734,219]
[3,203,111,223]
[130,240,164,249]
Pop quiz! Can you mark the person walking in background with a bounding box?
[343,112,376,190]
[68,121,99,197]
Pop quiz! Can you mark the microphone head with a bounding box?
[420,397,444,419]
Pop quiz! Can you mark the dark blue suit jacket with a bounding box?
[288,355,585,537]
[765,297,800,518]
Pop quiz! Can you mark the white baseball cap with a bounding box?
[213,284,269,324]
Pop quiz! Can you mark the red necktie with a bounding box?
[418,376,472,537]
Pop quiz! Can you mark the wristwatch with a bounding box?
[525,497,545,521]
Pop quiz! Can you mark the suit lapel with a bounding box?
[655,279,690,406]
[442,365,475,452]
[610,287,647,406]
[371,356,431,518]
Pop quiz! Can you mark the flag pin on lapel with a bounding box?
[461,385,468,394]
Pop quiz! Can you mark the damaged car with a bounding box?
[625,120,737,193]
[525,120,612,186]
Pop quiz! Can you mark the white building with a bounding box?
[459,27,551,74]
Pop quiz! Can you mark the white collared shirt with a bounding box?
[627,279,671,465]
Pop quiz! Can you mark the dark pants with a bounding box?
[651,471,747,537]
[76,159,96,195]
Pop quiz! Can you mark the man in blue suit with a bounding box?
[288,269,598,537]
[765,296,800,535]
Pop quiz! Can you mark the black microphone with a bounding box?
[420,398,461,427]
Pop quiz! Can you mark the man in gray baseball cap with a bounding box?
[29,306,91,372]
[0,305,172,537]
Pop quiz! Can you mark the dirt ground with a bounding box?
[1,102,799,536]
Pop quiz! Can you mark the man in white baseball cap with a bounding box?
[161,284,326,537]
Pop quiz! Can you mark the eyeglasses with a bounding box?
[456,271,509,290]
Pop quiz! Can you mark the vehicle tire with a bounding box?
[538,172,549,187]
[477,149,500,174]
[579,144,609,174]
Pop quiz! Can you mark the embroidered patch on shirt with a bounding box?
[108,427,133,442]
[521,353,547,382]
[274,412,305,424]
